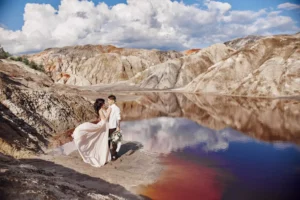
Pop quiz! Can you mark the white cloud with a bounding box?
[205,0,231,14]
[223,9,266,24]
[0,0,299,54]
[278,2,300,10]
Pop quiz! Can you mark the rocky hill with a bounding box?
[185,33,300,96]
[26,33,300,97]
[224,35,263,50]
[0,60,96,157]
[29,45,183,86]
[129,43,234,89]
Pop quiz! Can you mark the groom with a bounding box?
[107,94,121,161]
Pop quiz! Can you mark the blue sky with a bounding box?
[0,0,299,54]
[0,0,127,30]
[0,0,299,31]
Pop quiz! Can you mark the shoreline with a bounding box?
[39,140,164,197]
[53,83,300,101]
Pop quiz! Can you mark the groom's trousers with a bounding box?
[109,128,117,157]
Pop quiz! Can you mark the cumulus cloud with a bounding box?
[277,2,300,10]
[0,0,299,54]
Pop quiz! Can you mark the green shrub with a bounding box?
[38,64,45,72]
[23,58,29,65]
[4,52,10,58]
[29,60,38,69]
[3,50,45,73]
[0,46,10,59]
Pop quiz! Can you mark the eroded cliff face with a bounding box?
[130,43,234,89]
[27,33,300,97]
[185,33,300,96]
[224,35,263,50]
[29,44,183,86]
[0,60,96,157]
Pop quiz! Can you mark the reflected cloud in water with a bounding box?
[52,115,300,156]
[121,117,299,154]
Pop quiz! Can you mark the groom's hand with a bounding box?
[116,127,120,132]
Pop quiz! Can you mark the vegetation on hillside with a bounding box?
[10,56,45,72]
[0,45,10,59]
[1,45,45,72]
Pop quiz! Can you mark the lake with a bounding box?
[54,92,300,200]
[119,92,300,200]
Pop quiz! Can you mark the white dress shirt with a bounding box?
[108,104,121,129]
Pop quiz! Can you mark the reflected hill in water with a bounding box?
[118,92,300,145]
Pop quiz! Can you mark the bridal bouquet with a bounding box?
[111,130,122,144]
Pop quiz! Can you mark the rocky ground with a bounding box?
[0,59,161,200]
[0,59,96,157]
[0,151,151,200]
[42,141,162,195]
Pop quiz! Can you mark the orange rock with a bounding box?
[184,48,201,55]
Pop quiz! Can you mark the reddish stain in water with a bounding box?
[139,155,223,200]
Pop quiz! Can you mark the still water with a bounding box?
[119,92,300,200]
[121,117,300,200]
[55,92,300,199]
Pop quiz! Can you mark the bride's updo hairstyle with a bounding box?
[94,98,105,117]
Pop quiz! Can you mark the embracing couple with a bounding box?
[72,95,121,167]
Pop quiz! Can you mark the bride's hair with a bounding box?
[94,98,105,117]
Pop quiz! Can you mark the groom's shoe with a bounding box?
[112,153,119,161]
[112,155,117,161]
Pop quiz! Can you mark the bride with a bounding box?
[72,98,111,167]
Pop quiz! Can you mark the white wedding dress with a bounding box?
[72,118,111,167]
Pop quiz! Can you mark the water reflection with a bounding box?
[121,117,251,154]
[118,92,300,145]
[118,93,300,199]
[129,117,300,200]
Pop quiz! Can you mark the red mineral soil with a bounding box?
[46,64,56,72]
[138,154,228,200]
[183,48,201,55]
